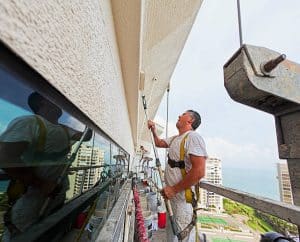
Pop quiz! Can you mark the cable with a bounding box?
[237,0,243,47]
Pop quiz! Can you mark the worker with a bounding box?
[148,110,207,242]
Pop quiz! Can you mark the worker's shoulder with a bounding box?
[9,114,38,126]
[187,131,205,142]
[187,130,203,138]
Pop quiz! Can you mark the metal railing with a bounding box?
[94,181,132,242]
[11,173,123,242]
[200,181,300,227]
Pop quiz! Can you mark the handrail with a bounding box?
[0,164,127,180]
[68,164,116,171]
[200,181,300,227]
[95,181,132,242]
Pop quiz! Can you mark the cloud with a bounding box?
[205,136,281,169]
[153,115,281,170]
[63,115,85,131]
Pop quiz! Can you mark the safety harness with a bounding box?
[168,132,201,240]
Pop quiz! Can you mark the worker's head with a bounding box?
[28,92,62,121]
[187,110,201,130]
[176,110,201,130]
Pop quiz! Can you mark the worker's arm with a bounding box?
[162,154,206,199]
[66,127,93,141]
[147,120,169,148]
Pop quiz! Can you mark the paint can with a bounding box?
[143,210,153,238]
[146,192,157,213]
[158,211,166,229]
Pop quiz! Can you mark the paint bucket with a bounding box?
[146,192,157,213]
[143,179,148,186]
[74,212,87,229]
[152,213,158,231]
[158,211,166,228]
[88,215,103,232]
[143,211,153,238]
[144,186,151,193]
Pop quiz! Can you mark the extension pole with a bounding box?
[165,84,170,163]
[141,95,180,236]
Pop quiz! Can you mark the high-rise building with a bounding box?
[277,163,293,204]
[199,157,223,213]
[67,144,105,198]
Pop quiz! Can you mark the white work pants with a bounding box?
[166,198,195,242]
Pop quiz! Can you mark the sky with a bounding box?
[154,0,300,200]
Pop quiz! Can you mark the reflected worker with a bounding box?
[0,92,91,241]
[148,110,207,242]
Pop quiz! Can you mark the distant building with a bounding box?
[277,163,293,204]
[199,157,223,213]
[67,144,105,198]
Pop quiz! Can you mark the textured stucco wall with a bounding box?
[0,0,134,154]
[138,0,203,143]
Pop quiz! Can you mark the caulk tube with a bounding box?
[141,95,180,237]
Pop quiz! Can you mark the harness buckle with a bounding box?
[168,157,185,169]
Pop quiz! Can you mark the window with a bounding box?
[0,42,129,240]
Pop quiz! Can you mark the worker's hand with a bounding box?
[161,186,177,200]
[147,120,156,132]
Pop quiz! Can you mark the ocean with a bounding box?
[222,166,280,201]
[0,181,9,193]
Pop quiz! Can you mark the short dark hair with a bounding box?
[28,92,62,118]
[28,92,44,113]
[187,110,201,130]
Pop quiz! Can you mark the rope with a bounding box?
[237,0,243,47]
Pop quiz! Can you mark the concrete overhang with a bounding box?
[112,0,203,150]
[111,0,142,150]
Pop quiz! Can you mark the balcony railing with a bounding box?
[200,181,300,228]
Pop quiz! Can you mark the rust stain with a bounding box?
[282,60,300,73]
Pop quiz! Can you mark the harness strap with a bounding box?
[35,115,47,153]
[179,134,194,204]
[177,212,196,240]
[169,132,201,241]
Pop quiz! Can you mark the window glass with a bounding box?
[0,59,90,239]
[66,133,98,199]
[111,144,120,174]
[0,47,128,241]
[92,134,110,182]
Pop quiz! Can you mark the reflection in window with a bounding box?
[0,46,129,241]
[0,63,90,240]
[67,133,107,198]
